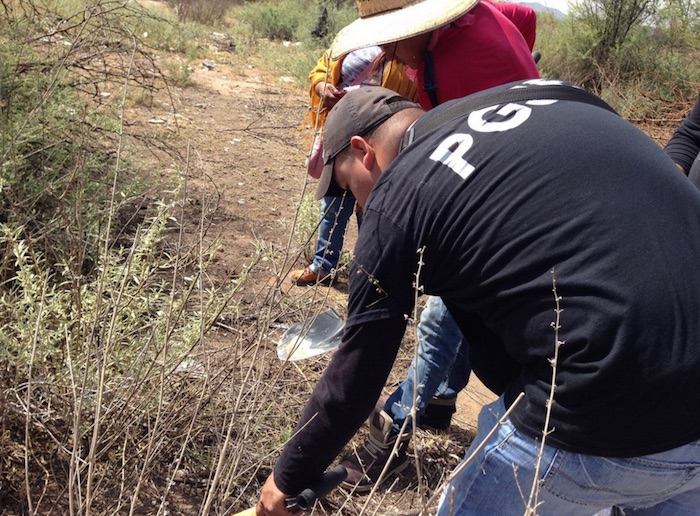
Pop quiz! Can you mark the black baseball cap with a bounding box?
[314,86,421,200]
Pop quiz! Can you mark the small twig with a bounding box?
[525,269,565,514]
[24,274,50,514]
[412,247,427,510]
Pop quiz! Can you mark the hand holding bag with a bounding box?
[305,51,385,179]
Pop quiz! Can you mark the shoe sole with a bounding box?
[340,458,410,493]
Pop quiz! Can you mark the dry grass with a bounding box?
[166,0,240,25]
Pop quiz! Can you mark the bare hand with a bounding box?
[256,473,298,516]
[314,81,344,108]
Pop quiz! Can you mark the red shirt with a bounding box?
[413,1,540,108]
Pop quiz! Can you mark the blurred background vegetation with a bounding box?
[0,0,699,512]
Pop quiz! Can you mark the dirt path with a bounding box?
[182,54,495,422]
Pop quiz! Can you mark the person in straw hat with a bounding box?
[290,46,417,287]
[255,79,700,514]
[316,0,542,493]
[328,0,538,108]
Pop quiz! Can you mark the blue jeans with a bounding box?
[310,195,358,273]
[437,396,700,515]
[384,296,471,434]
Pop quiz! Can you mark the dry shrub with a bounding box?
[168,0,240,25]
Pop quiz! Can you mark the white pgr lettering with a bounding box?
[428,93,560,180]
[468,102,532,133]
[521,78,567,87]
[526,99,559,106]
[428,133,475,179]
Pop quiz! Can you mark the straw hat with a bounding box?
[329,0,480,59]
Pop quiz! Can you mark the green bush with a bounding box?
[135,11,209,58]
[231,0,358,84]
[1,40,114,282]
[0,3,257,511]
[0,191,244,511]
[233,0,315,41]
[167,0,239,25]
[534,14,600,89]
[536,9,700,117]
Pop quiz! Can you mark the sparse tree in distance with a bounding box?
[571,0,657,90]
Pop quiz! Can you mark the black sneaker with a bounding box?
[418,396,457,432]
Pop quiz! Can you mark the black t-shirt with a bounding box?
[275,80,700,495]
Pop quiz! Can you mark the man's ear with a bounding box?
[349,135,376,171]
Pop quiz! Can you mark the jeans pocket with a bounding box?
[542,450,698,507]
